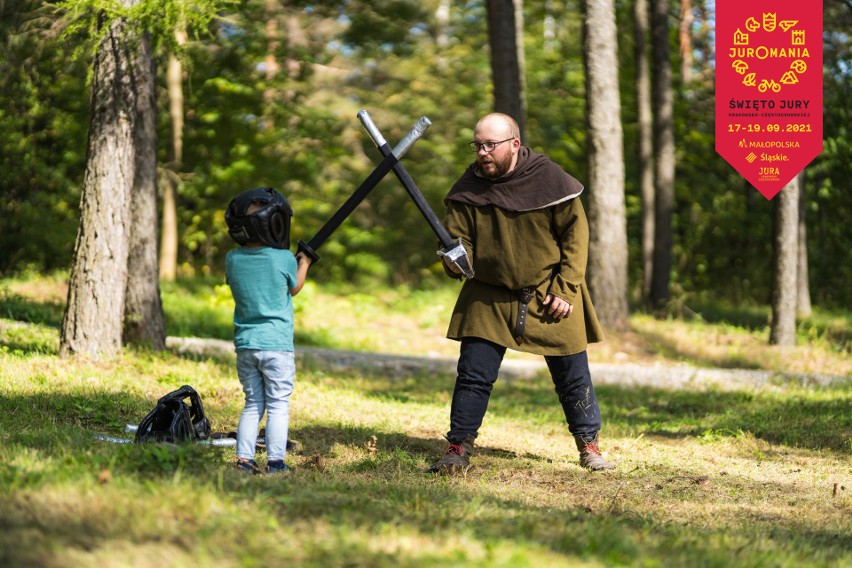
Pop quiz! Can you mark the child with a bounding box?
[224,187,311,474]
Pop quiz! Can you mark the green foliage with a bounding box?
[339,0,428,56]
[52,0,236,55]
[804,0,851,307]
[525,0,587,176]
[0,0,849,308]
[160,278,234,339]
[0,1,89,274]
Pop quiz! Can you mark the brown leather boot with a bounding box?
[575,433,614,471]
[427,435,475,474]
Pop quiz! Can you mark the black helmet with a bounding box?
[224,187,293,249]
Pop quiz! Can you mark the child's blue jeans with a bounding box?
[236,350,295,462]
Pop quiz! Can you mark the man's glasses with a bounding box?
[468,138,515,153]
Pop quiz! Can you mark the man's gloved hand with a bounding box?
[443,255,463,274]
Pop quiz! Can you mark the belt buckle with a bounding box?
[516,286,535,304]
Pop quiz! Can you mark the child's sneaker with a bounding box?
[236,458,261,474]
[267,460,291,474]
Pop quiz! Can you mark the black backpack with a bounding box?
[135,385,212,443]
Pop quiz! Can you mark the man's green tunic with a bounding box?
[443,147,605,356]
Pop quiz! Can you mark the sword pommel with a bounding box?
[358,110,431,160]
[392,116,431,158]
[357,110,387,148]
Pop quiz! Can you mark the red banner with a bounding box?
[715,1,823,200]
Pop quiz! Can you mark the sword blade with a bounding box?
[297,111,429,262]
[298,150,398,261]
[378,145,454,248]
[358,113,474,279]
[357,112,452,247]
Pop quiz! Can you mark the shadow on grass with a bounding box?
[600,384,852,452]
[1,387,850,566]
[258,464,852,567]
[0,389,240,487]
[637,300,851,356]
[4,462,851,568]
[630,326,767,370]
[687,301,851,347]
[0,291,64,328]
[0,287,347,352]
[3,313,850,457]
[326,364,852,454]
[677,301,771,331]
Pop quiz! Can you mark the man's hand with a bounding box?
[542,294,573,320]
[442,256,463,274]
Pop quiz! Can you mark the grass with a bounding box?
[0,274,850,567]
[2,272,849,375]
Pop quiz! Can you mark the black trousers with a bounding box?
[447,337,602,443]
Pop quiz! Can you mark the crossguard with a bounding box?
[296,240,321,263]
[437,239,475,279]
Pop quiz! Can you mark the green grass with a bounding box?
[0,276,851,566]
[2,273,848,375]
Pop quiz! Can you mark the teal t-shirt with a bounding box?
[225,247,299,351]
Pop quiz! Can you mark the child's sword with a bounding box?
[297,111,431,263]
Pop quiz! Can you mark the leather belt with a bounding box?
[512,286,537,344]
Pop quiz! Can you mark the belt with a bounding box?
[512,285,537,344]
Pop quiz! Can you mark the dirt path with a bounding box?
[166,336,848,391]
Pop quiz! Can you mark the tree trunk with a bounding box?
[796,170,812,318]
[513,0,526,132]
[284,11,305,80]
[634,0,655,302]
[60,15,139,359]
[486,0,526,142]
[435,0,452,69]
[124,31,166,350]
[159,176,179,280]
[583,0,628,331]
[436,0,451,49]
[543,0,557,52]
[263,0,281,113]
[770,177,799,346]
[695,1,712,84]
[649,0,675,311]
[159,27,186,282]
[678,0,693,83]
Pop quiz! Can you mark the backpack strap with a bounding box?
[134,385,211,443]
[134,402,161,443]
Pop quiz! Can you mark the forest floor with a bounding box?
[169,335,849,392]
[1,275,851,567]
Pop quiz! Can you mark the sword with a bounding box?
[357,110,475,279]
[297,111,432,263]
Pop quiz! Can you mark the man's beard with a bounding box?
[478,151,514,179]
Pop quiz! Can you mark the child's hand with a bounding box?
[295,252,313,267]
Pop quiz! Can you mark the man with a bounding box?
[428,113,614,473]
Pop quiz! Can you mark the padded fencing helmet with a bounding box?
[224,187,293,249]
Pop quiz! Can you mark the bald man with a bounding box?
[429,113,614,473]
